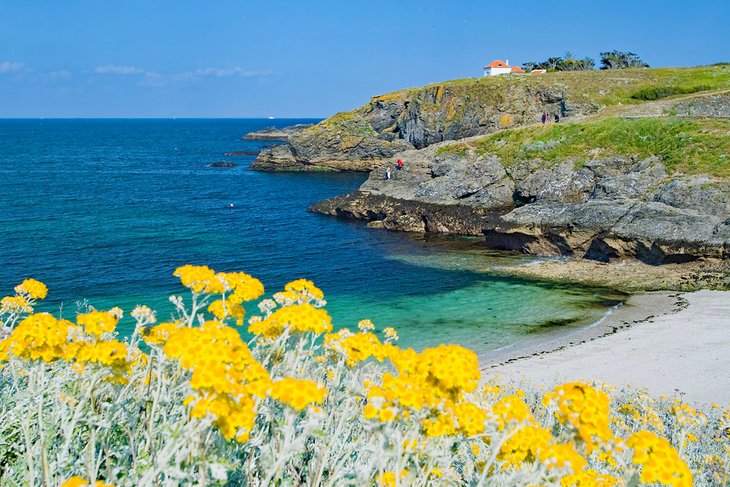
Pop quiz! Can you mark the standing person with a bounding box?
[396,159,404,171]
[541,111,547,124]
[384,166,392,180]
[554,113,560,123]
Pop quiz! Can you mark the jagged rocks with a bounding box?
[251,81,601,172]
[311,153,729,264]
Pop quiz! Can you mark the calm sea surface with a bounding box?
[0,119,621,356]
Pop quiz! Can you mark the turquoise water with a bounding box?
[0,119,620,356]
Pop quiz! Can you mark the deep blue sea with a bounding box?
[0,119,621,356]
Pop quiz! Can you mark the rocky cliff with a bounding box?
[252,66,730,172]
[309,90,730,264]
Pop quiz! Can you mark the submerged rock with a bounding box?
[208,161,237,168]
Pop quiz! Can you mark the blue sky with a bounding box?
[1,0,727,118]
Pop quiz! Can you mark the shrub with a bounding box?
[1,267,728,485]
[630,84,713,101]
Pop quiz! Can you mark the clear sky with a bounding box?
[1,0,728,118]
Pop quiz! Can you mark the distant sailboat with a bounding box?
[267,116,275,119]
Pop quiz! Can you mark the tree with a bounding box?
[600,51,649,69]
[524,55,595,72]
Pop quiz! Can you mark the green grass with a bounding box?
[630,84,714,101]
[370,65,730,109]
[438,117,730,177]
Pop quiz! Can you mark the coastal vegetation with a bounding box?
[522,50,648,72]
[374,65,730,110]
[1,267,729,485]
[437,117,730,177]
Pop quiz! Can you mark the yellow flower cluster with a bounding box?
[537,442,587,473]
[14,278,48,300]
[0,295,33,314]
[154,319,271,442]
[1,278,48,316]
[141,321,182,345]
[498,425,552,468]
[173,265,264,302]
[73,340,130,375]
[207,298,246,326]
[363,343,484,438]
[669,400,707,428]
[275,278,325,302]
[0,312,132,379]
[627,430,692,486]
[3,269,723,485]
[377,470,408,487]
[60,476,113,487]
[489,394,535,430]
[543,382,612,452]
[77,310,118,337]
[324,330,393,366]
[560,469,619,487]
[0,313,75,362]
[248,302,332,338]
[269,377,327,411]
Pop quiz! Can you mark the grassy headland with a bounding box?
[437,117,730,177]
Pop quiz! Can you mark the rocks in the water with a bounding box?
[208,161,237,168]
[243,124,314,141]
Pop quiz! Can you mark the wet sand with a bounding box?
[481,290,730,406]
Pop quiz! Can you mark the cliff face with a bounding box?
[309,90,730,264]
[252,67,730,172]
[252,76,599,171]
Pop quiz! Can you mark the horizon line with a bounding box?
[0,116,325,120]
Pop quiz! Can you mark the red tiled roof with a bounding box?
[484,60,509,69]
[510,66,525,73]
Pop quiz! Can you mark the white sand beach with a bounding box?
[484,290,730,406]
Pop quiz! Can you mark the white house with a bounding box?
[483,59,525,77]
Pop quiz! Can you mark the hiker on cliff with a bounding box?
[396,159,404,171]
[554,113,560,123]
[541,111,547,124]
[384,166,392,181]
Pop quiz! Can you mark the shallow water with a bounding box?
[0,119,621,356]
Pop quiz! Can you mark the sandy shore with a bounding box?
[481,290,730,406]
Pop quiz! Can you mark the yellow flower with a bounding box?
[378,407,396,422]
[249,303,332,338]
[538,442,587,473]
[77,310,118,337]
[60,478,114,487]
[627,430,692,487]
[363,403,378,420]
[269,377,327,411]
[14,278,48,300]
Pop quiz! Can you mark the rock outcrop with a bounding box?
[252,68,730,173]
[252,76,606,171]
[310,146,729,264]
[267,67,730,265]
[243,124,314,141]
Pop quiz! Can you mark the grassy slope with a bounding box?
[370,65,730,107]
[436,117,730,177]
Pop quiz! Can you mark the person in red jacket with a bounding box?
[396,159,404,171]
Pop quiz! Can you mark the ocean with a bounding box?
[0,119,622,356]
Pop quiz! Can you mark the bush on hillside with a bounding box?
[631,84,714,101]
[600,51,649,69]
